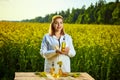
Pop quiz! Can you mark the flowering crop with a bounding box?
[0,22,120,80]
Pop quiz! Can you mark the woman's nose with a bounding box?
[58,23,60,26]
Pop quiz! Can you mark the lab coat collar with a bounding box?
[52,35,65,40]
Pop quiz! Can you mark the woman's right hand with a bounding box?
[56,49,62,54]
[56,47,69,55]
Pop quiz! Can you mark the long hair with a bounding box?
[49,15,65,36]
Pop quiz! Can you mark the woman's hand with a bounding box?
[56,47,69,55]
[56,49,62,54]
[61,47,69,55]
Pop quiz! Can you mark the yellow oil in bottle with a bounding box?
[58,68,63,77]
[61,37,66,52]
[57,61,63,77]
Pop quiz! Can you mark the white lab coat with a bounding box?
[40,33,76,73]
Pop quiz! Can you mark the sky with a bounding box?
[0,0,115,21]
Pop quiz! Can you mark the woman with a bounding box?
[40,15,76,73]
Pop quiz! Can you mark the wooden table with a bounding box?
[14,72,95,80]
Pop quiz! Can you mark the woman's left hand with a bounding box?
[61,47,69,55]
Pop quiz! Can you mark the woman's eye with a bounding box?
[54,21,63,25]
[60,22,63,24]
[54,22,58,24]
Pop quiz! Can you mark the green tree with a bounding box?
[97,2,116,24]
[75,5,86,24]
[116,0,119,3]
[98,0,106,7]
[67,8,81,23]
[84,3,95,24]
[64,9,70,23]
[112,3,120,24]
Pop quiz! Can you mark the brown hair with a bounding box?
[49,15,65,36]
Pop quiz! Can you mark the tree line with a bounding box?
[22,0,120,25]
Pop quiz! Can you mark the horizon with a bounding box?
[0,0,115,21]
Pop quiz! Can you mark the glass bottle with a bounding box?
[57,61,63,77]
[58,64,63,77]
[61,37,66,52]
[50,62,55,76]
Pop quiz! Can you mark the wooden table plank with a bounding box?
[14,72,95,80]
[15,72,36,77]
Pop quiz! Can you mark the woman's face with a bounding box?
[53,18,63,32]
